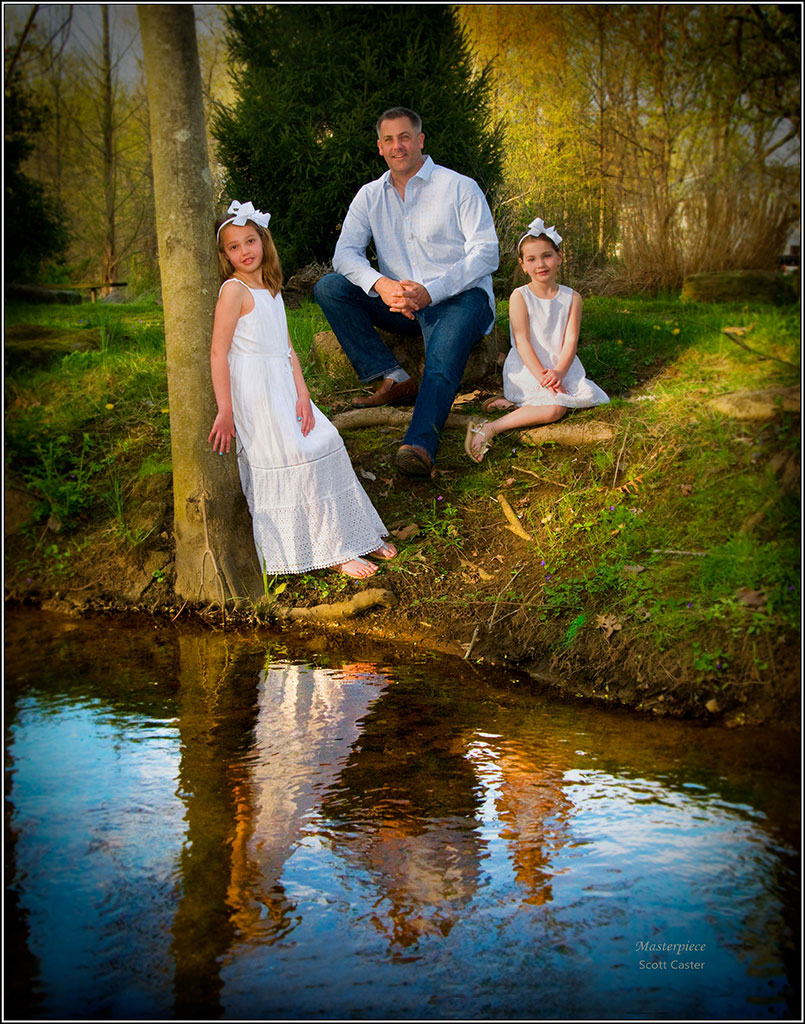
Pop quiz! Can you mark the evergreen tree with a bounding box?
[4,76,69,282]
[212,5,503,273]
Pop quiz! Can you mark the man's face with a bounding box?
[377,117,425,178]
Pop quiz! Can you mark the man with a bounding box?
[314,107,499,477]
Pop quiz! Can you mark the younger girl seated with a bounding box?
[466,218,608,462]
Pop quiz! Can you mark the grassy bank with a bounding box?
[4,290,800,725]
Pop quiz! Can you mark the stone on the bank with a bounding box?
[311,323,507,386]
[681,270,797,305]
[710,386,799,420]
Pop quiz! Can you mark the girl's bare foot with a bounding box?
[367,541,397,560]
[334,557,378,579]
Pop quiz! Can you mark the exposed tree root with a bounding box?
[274,587,397,621]
[333,406,615,446]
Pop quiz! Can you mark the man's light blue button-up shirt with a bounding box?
[333,155,499,332]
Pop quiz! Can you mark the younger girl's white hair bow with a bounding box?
[217,200,271,239]
[522,217,562,248]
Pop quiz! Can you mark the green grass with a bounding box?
[4,290,800,669]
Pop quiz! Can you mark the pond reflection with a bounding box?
[4,612,799,1020]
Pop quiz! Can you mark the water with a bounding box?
[4,611,800,1020]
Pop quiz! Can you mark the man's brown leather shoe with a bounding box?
[395,445,433,478]
[352,377,418,408]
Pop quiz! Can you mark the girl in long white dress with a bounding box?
[208,201,396,578]
[466,218,608,463]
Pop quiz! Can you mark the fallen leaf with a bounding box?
[359,469,376,481]
[705,698,722,714]
[391,523,420,541]
[596,613,622,638]
[452,389,481,406]
[681,483,693,496]
[460,559,494,582]
[633,606,651,621]
[504,477,516,486]
[616,474,644,494]
[622,564,645,576]
[723,322,756,337]
[735,587,766,610]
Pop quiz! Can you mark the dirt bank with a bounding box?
[5,431,799,731]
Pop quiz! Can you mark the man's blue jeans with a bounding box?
[314,273,493,460]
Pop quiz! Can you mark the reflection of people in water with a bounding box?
[465,734,573,906]
[321,683,485,949]
[227,662,389,944]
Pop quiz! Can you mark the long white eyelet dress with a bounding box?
[503,284,610,409]
[223,278,387,573]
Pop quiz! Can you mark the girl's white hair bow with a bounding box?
[217,200,271,239]
[521,217,562,248]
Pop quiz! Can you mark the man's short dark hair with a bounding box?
[376,107,422,137]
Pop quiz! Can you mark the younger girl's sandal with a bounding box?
[481,394,515,412]
[464,418,494,464]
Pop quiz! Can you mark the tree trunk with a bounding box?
[101,6,116,291]
[138,4,262,606]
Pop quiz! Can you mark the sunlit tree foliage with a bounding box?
[460,3,800,292]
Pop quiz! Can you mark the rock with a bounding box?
[710,386,800,420]
[681,270,797,305]
[4,488,38,536]
[128,474,172,537]
[284,262,332,296]
[311,323,507,386]
[311,329,357,379]
[283,262,333,310]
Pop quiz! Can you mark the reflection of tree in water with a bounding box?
[321,676,485,950]
[170,635,263,1019]
[225,661,388,944]
[465,733,573,907]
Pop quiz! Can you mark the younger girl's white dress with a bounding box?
[224,278,387,573]
[503,284,609,409]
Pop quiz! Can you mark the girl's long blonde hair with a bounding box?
[215,216,283,296]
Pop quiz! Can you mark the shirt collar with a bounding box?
[382,154,434,189]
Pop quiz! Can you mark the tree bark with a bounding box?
[100,6,116,291]
[138,5,262,606]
